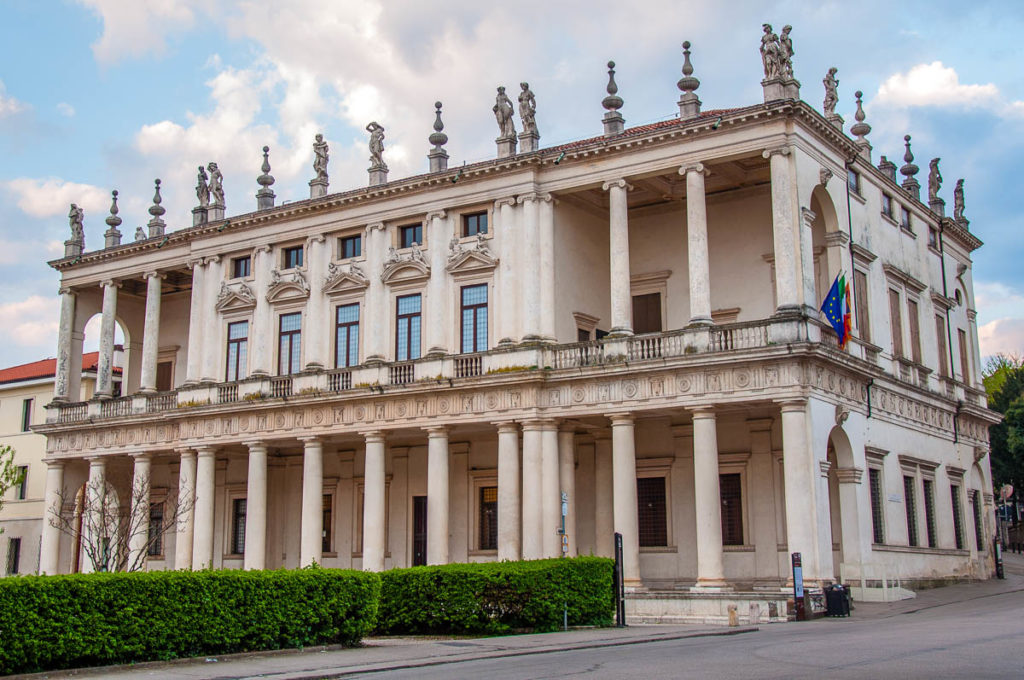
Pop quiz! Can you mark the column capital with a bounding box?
[203,254,222,265]
[425,425,449,437]
[99,279,122,289]
[194,445,217,457]
[363,430,386,444]
[601,178,633,192]
[305,234,327,249]
[494,421,519,434]
[131,452,153,462]
[777,398,808,412]
[606,412,635,426]
[691,406,717,420]
[517,192,540,205]
[800,206,817,226]
[243,440,268,451]
[494,197,517,210]
[366,221,386,234]
[252,244,272,256]
[425,209,447,221]
[175,447,196,457]
[186,257,204,269]
[86,455,106,465]
[143,270,166,281]
[762,145,792,159]
[678,162,708,177]
[519,418,547,431]
[58,286,77,297]
[44,459,66,470]
[298,436,322,446]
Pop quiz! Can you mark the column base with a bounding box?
[772,305,802,318]
[138,387,157,395]
[364,355,386,366]
[425,347,447,359]
[94,391,112,400]
[606,327,634,338]
[685,317,713,328]
[496,337,518,349]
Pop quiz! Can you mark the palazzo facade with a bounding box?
[35,41,998,619]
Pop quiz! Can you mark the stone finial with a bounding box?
[878,155,897,182]
[900,134,921,200]
[954,178,969,228]
[518,83,540,152]
[677,41,701,120]
[103,190,122,248]
[147,179,166,238]
[367,122,388,186]
[310,133,329,198]
[928,157,945,216]
[65,203,84,257]
[602,60,625,136]
[849,90,872,161]
[256,145,276,210]
[428,101,449,172]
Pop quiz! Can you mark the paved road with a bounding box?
[365,585,1024,680]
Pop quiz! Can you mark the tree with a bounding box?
[0,445,25,535]
[48,475,192,573]
[984,354,1024,491]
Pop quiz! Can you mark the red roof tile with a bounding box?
[548,108,741,153]
[0,352,117,385]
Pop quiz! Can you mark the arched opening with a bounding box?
[810,186,841,305]
[825,424,856,580]
[79,313,128,398]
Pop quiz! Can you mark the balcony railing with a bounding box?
[551,341,604,369]
[217,384,239,403]
[327,370,352,392]
[454,354,483,378]
[57,402,88,423]
[269,376,293,398]
[146,392,178,413]
[389,362,415,385]
[99,396,132,418]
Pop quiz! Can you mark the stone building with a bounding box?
[35,30,998,622]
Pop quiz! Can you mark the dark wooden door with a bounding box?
[412,496,427,566]
[632,293,662,333]
[156,361,173,391]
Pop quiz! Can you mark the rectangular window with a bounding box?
[339,235,362,259]
[869,468,885,544]
[335,304,360,368]
[231,498,247,555]
[904,475,919,547]
[951,484,965,550]
[900,206,912,231]
[907,299,921,363]
[923,478,937,548]
[854,269,870,343]
[21,398,33,432]
[881,193,893,218]
[889,289,904,358]
[720,473,744,546]
[232,256,251,279]
[928,227,939,249]
[958,328,971,384]
[971,489,984,550]
[283,246,304,269]
[323,494,333,553]
[478,486,498,551]
[460,285,488,353]
[847,169,860,194]
[462,211,488,237]
[225,321,249,382]
[147,502,164,556]
[936,315,949,377]
[15,466,27,500]
[577,328,591,342]
[278,313,302,375]
[6,538,21,575]
[631,292,663,334]
[395,294,422,361]
[399,224,423,249]
[637,477,668,547]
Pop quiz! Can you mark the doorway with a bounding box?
[412,496,427,566]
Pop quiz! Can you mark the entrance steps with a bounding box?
[626,590,791,626]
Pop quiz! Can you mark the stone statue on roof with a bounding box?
[134,226,146,241]
[928,158,942,203]
[518,82,538,136]
[196,165,210,207]
[779,25,794,79]
[313,133,329,180]
[493,86,516,138]
[954,179,966,222]
[68,203,84,243]
[207,162,224,207]
[366,122,387,170]
[823,67,839,116]
[760,24,782,80]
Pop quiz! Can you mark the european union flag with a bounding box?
[821,273,850,348]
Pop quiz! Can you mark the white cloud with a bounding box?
[3,178,108,219]
[74,0,206,64]
[0,295,60,351]
[979,318,1024,358]
[57,102,76,117]
[874,61,1024,118]
[0,239,64,266]
[0,80,27,117]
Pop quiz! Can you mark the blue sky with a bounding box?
[1,0,1023,367]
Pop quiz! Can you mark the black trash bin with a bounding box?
[824,584,850,617]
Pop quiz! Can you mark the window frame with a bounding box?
[462,211,489,238]
[225,320,249,382]
[277,312,303,375]
[147,500,165,557]
[399,223,423,249]
[21,398,33,432]
[900,205,912,232]
[853,269,871,343]
[230,497,247,556]
[231,255,251,279]
[935,314,949,378]
[971,489,985,551]
[868,466,885,544]
[14,466,27,500]
[957,327,971,384]
[950,483,965,551]
[335,303,360,368]
[637,475,669,548]
[469,471,499,555]
[460,284,488,354]
[338,234,362,260]
[888,288,904,358]
[903,474,919,547]
[922,476,937,548]
[5,537,21,575]
[635,458,674,551]
[322,492,336,555]
[906,297,922,364]
[719,472,745,547]
[881,192,893,219]
[282,245,304,270]
[847,168,861,194]
[395,294,422,361]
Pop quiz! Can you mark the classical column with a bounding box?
[495,198,518,345]
[748,418,780,585]
[541,420,561,558]
[538,194,556,342]
[681,164,712,326]
[184,260,205,384]
[362,431,387,571]
[558,427,577,557]
[54,289,77,402]
[139,272,164,393]
[496,422,521,560]
[304,236,328,370]
[128,453,151,571]
[594,432,614,558]
[83,456,106,573]
[518,195,542,342]
[610,414,641,585]
[521,420,544,559]
[799,207,818,314]
[780,399,820,583]
[764,146,800,314]
[425,211,450,356]
[95,280,120,398]
[175,449,196,570]
[426,426,450,564]
[192,446,216,569]
[364,224,388,362]
[38,461,65,574]
[300,437,324,567]
[250,246,273,375]
[244,441,268,570]
[603,179,634,336]
[200,256,223,382]
[691,408,728,590]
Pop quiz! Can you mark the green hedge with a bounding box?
[376,556,614,635]
[0,568,380,676]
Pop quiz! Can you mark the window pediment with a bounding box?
[446,234,498,275]
[216,280,256,311]
[324,261,369,295]
[381,245,430,284]
[266,268,310,302]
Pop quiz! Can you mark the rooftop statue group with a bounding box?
[760,23,794,81]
